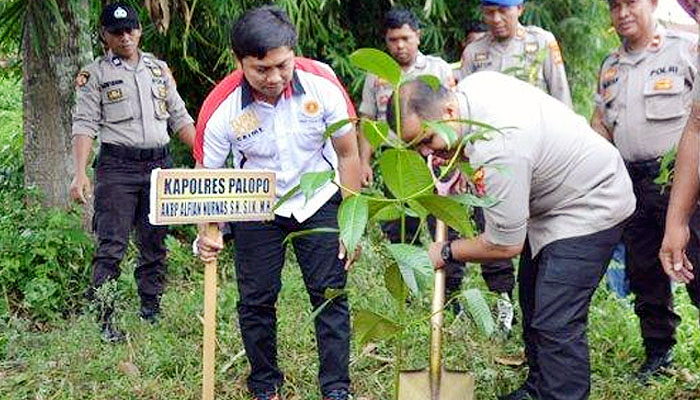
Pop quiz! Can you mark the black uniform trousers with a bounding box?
[231,192,350,395]
[519,223,623,400]
[624,160,700,355]
[382,216,466,297]
[90,143,171,307]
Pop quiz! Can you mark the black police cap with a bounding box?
[101,2,140,31]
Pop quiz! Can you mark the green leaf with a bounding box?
[273,185,300,212]
[350,48,402,87]
[353,308,402,345]
[338,195,369,254]
[457,161,475,177]
[423,120,458,149]
[406,200,429,219]
[282,227,339,245]
[324,288,349,300]
[384,262,407,306]
[360,119,390,149]
[324,118,354,139]
[370,203,403,222]
[367,196,393,220]
[385,243,433,296]
[417,74,441,91]
[379,149,433,200]
[300,171,335,203]
[463,288,495,337]
[306,288,349,326]
[414,195,474,237]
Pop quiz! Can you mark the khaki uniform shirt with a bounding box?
[72,50,194,148]
[459,72,635,256]
[359,52,455,121]
[596,26,697,162]
[460,25,573,108]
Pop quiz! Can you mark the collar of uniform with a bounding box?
[105,50,123,67]
[455,90,474,155]
[240,70,305,109]
[486,25,524,51]
[105,49,146,70]
[619,23,665,65]
[413,52,427,70]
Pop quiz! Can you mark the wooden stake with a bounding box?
[202,223,219,400]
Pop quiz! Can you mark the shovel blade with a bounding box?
[398,369,475,400]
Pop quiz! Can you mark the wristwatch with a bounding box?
[440,240,454,263]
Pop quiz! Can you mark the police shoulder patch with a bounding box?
[74,70,90,87]
[548,41,563,65]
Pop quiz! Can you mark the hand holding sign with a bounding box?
[196,223,224,263]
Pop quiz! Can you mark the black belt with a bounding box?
[100,143,169,161]
[625,158,662,178]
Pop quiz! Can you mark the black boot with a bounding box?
[637,349,673,382]
[98,306,125,343]
[140,296,161,324]
[498,383,538,400]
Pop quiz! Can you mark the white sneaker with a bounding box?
[495,293,514,335]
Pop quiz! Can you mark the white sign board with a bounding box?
[149,168,276,225]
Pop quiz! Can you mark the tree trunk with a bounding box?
[22,0,92,209]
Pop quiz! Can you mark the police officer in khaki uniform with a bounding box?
[390,75,634,400]
[70,2,195,342]
[460,0,573,108]
[358,8,455,136]
[591,0,700,380]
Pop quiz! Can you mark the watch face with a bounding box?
[441,242,451,262]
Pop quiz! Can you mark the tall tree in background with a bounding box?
[21,0,92,208]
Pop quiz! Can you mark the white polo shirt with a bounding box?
[194,58,356,222]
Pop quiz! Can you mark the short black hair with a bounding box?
[465,20,488,34]
[383,7,421,34]
[386,79,452,135]
[230,6,298,60]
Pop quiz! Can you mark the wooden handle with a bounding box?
[429,219,448,399]
[202,223,219,400]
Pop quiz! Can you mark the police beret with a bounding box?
[101,2,140,31]
[480,0,524,6]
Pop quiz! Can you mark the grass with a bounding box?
[2,231,700,400]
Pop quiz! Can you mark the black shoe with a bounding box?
[252,390,281,400]
[498,384,537,400]
[637,349,673,382]
[140,297,161,324]
[451,300,465,316]
[100,321,125,343]
[96,303,124,343]
[140,304,161,324]
[323,389,349,400]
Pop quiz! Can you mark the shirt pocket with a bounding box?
[643,75,685,121]
[102,87,133,123]
[294,115,327,152]
[152,85,170,120]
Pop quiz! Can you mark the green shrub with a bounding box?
[0,189,95,321]
[0,77,94,322]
